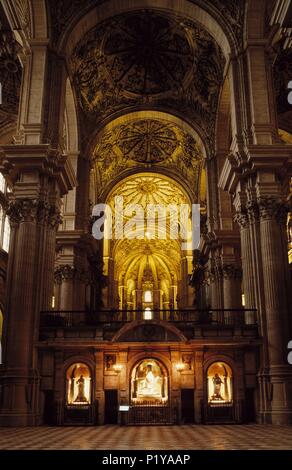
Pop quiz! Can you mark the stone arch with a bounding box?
[130,356,169,402]
[203,354,239,402]
[29,0,48,39]
[126,351,174,396]
[215,76,234,231]
[62,356,95,402]
[65,78,79,154]
[243,0,267,42]
[88,110,207,159]
[57,0,237,59]
[64,358,94,406]
[111,320,187,342]
[90,110,206,210]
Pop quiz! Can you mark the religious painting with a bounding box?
[207,362,233,404]
[66,363,91,405]
[182,354,193,370]
[131,359,168,403]
[105,354,116,371]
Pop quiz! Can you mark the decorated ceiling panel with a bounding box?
[0,6,22,136]
[70,9,225,146]
[92,118,204,200]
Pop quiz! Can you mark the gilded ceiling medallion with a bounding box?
[92,118,203,198]
[119,120,177,164]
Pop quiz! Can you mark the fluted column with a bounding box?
[258,196,290,361]
[0,146,75,426]
[221,264,242,323]
[55,265,87,311]
[256,188,292,424]
[42,209,62,310]
[234,198,257,324]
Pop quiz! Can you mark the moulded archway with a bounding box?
[58,0,236,58]
[130,357,169,403]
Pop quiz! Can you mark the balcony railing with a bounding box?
[40,308,257,328]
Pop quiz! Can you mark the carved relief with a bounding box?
[93,119,203,197]
[15,0,31,38]
[70,10,225,146]
[0,23,22,129]
[49,1,244,49]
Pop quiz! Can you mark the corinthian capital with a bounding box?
[234,209,249,229]
[222,263,242,280]
[6,199,48,224]
[257,197,288,223]
[48,207,62,230]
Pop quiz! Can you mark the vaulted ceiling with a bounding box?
[69,9,225,149]
[91,118,205,201]
[0,4,22,141]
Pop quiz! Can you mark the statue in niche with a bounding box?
[136,362,163,398]
[212,373,223,400]
[74,375,88,403]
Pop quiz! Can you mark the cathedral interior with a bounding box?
[0,0,292,429]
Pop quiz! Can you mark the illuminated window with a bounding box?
[144,307,152,320]
[66,363,91,405]
[144,290,152,302]
[207,362,233,405]
[0,174,10,252]
[0,173,5,193]
[2,217,10,252]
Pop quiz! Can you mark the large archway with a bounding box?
[100,172,197,312]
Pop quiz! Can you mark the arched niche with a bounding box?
[207,361,233,404]
[130,358,168,404]
[66,362,92,405]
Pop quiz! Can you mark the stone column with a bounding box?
[209,254,223,310]
[0,146,75,426]
[95,351,104,425]
[194,351,204,424]
[42,209,62,310]
[234,193,257,324]
[257,190,292,424]
[222,264,242,309]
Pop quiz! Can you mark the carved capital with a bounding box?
[48,207,62,230]
[221,263,242,280]
[257,197,288,223]
[234,209,249,229]
[6,199,48,224]
[246,199,260,223]
[54,264,90,284]
[6,199,63,229]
